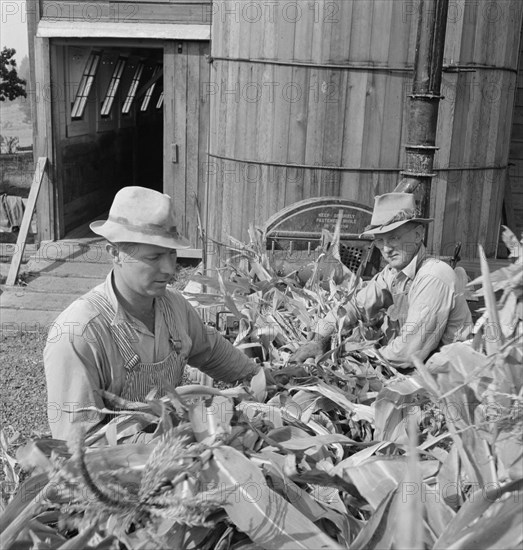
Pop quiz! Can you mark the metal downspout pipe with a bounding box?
[394,0,450,221]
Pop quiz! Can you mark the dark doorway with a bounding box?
[54,42,164,235]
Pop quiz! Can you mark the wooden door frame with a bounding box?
[29,15,210,242]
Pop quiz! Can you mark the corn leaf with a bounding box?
[392,417,423,550]
[348,487,397,550]
[433,479,523,549]
[334,457,439,510]
[201,446,345,549]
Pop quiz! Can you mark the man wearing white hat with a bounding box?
[291,192,472,369]
[44,186,265,442]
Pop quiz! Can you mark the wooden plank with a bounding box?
[39,1,211,24]
[205,21,226,259]
[434,0,466,257]
[172,41,188,232]
[221,60,240,241]
[114,0,209,4]
[327,0,354,65]
[381,0,410,184]
[321,69,345,197]
[342,0,374,202]
[271,64,292,205]
[303,68,327,198]
[196,41,211,251]
[503,170,517,235]
[50,44,67,237]
[233,64,251,240]
[7,158,48,286]
[223,7,242,239]
[26,0,39,172]
[37,20,211,39]
[254,63,276,230]
[340,69,368,201]
[284,1,316,205]
[284,63,308,205]
[34,37,54,242]
[163,41,176,212]
[185,41,201,244]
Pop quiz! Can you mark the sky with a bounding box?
[1,0,29,61]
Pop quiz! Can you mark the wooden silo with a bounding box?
[205,0,522,261]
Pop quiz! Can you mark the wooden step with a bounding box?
[32,240,112,265]
[0,243,38,262]
[24,258,112,279]
[22,275,105,294]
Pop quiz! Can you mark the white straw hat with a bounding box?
[90,186,191,249]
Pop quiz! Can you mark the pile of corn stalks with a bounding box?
[1,227,522,550]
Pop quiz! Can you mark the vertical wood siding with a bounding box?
[207,0,522,261]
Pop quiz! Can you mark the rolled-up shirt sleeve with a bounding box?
[380,273,454,368]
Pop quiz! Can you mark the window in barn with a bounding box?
[156,91,164,109]
[122,61,144,114]
[101,56,127,117]
[71,51,101,119]
[140,65,161,112]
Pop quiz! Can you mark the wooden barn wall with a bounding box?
[207,0,523,261]
[53,44,163,234]
[164,40,210,248]
[38,0,211,25]
[429,0,523,260]
[207,0,416,251]
[507,28,523,239]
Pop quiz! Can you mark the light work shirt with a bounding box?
[44,272,259,441]
[316,245,472,368]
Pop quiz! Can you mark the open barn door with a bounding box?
[163,41,210,252]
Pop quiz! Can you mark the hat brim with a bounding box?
[360,217,433,236]
[90,220,191,249]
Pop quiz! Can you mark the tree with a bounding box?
[17,55,32,124]
[0,47,27,101]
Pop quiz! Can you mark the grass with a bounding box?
[0,331,49,442]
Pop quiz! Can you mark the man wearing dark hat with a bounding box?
[291,192,472,369]
[44,186,266,442]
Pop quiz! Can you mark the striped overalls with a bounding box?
[83,291,187,402]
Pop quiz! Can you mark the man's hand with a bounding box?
[263,365,309,385]
[288,341,324,364]
[288,335,331,364]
